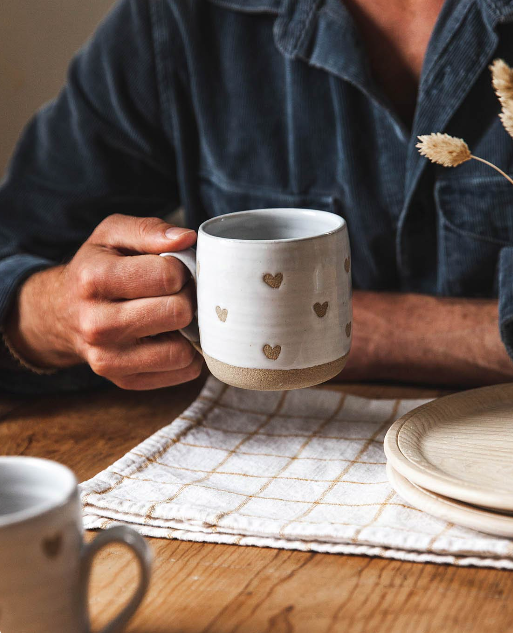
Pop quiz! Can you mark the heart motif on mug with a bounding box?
[345,322,352,337]
[215,306,228,322]
[263,273,283,289]
[313,301,329,318]
[344,257,351,273]
[263,344,281,360]
[42,533,62,559]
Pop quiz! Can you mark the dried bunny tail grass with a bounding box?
[416,133,471,167]
[416,132,513,184]
[491,58,513,107]
[491,58,513,139]
[500,109,513,139]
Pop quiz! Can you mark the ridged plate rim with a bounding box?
[384,384,513,512]
[387,463,513,538]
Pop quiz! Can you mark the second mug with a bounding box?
[162,208,352,391]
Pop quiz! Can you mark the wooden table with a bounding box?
[2,375,513,633]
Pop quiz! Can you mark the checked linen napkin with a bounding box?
[81,377,513,569]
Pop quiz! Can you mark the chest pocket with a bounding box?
[435,177,513,297]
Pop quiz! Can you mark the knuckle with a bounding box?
[77,259,111,298]
[79,310,110,346]
[100,213,124,230]
[92,213,123,239]
[86,348,113,378]
[77,265,99,298]
[137,216,162,239]
[113,375,137,390]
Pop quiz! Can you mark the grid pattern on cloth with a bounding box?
[80,377,513,569]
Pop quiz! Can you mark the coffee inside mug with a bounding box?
[0,457,75,522]
[201,208,344,241]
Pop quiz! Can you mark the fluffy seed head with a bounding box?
[491,58,513,140]
[416,133,472,167]
[500,109,513,139]
[491,58,513,106]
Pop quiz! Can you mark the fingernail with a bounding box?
[165,227,194,240]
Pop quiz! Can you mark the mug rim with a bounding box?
[0,456,77,529]
[199,208,346,244]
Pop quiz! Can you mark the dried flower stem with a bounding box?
[470,155,513,186]
[417,60,513,187]
[417,132,513,186]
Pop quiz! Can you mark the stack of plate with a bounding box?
[384,383,513,537]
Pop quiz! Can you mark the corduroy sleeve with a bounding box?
[0,0,179,394]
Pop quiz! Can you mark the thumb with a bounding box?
[91,214,197,254]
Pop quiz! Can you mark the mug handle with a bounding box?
[81,525,152,633]
[159,249,202,354]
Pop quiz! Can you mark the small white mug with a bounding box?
[0,456,151,633]
[162,208,352,390]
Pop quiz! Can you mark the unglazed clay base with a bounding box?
[204,352,349,391]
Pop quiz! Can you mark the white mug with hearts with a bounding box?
[162,208,352,390]
[0,456,151,633]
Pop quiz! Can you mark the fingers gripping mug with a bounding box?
[0,457,151,633]
[162,208,352,391]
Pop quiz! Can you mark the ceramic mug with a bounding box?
[0,456,151,633]
[162,208,352,390]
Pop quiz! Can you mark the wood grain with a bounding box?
[2,374,513,633]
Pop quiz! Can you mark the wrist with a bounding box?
[4,266,82,370]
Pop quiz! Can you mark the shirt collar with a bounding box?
[209,0,513,243]
[271,0,508,240]
[479,0,513,22]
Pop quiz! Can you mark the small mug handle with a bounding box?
[81,525,152,633]
[160,249,202,354]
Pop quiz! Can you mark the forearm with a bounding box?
[340,291,513,386]
[4,266,82,370]
[0,268,108,395]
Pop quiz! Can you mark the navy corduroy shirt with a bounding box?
[1,0,513,393]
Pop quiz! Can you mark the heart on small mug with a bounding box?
[313,301,329,318]
[263,344,281,360]
[42,533,62,559]
[215,306,228,322]
[263,273,283,289]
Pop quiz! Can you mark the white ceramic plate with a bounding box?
[384,384,513,511]
[387,463,513,537]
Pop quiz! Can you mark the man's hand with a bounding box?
[4,214,204,390]
[339,290,513,387]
